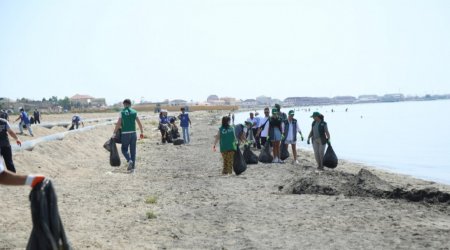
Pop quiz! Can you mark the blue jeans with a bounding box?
[121,132,137,165]
[182,127,190,144]
[19,122,33,136]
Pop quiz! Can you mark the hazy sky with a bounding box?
[1,0,449,104]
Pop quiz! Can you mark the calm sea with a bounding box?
[234,100,450,184]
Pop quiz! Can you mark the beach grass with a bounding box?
[145,196,157,204]
[146,211,157,219]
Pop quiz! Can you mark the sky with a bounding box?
[1,0,449,105]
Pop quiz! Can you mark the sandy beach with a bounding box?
[1,111,449,249]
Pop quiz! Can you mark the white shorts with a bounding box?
[284,140,297,145]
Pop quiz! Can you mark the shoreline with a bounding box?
[1,110,449,249]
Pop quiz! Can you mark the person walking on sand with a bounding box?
[213,116,237,175]
[283,110,304,164]
[307,112,330,170]
[269,108,285,163]
[113,99,144,173]
[0,118,22,172]
[178,107,192,144]
[14,108,33,136]
[33,109,41,124]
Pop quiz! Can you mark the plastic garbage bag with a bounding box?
[280,142,290,161]
[233,146,247,175]
[243,144,258,164]
[109,139,121,167]
[323,142,338,168]
[103,139,111,152]
[258,141,273,163]
[173,138,184,145]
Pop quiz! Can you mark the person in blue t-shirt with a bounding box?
[14,108,33,136]
[71,114,84,129]
[177,107,192,144]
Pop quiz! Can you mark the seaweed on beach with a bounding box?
[291,169,450,204]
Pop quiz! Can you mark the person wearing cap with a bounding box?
[178,107,192,144]
[113,99,144,173]
[307,112,330,170]
[0,117,22,172]
[283,110,304,164]
[14,108,33,136]
[274,103,288,122]
[268,108,285,163]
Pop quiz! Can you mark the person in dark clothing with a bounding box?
[0,110,9,121]
[33,109,41,124]
[0,118,22,172]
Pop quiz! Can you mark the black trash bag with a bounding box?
[27,179,71,250]
[103,139,111,152]
[280,142,290,161]
[68,124,74,131]
[258,141,273,163]
[109,139,121,167]
[323,142,338,168]
[243,144,258,164]
[173,138,184,145]
[233,146,247,175]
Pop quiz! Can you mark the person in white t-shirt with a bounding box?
[256,107,271,147]
[246,112,259,147]
[283,110,304,164]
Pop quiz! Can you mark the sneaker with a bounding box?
[127,161,133,171]
[272,157,279,163]
[295,160,300,164]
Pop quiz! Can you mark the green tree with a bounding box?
[49,96,58,104]
[58,96,71,110]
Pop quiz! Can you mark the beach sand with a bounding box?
[1,111,449,249]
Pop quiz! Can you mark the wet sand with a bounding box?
[1,111,449,249]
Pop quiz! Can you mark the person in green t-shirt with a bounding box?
[213,116,237,175]
[112,99,144,173]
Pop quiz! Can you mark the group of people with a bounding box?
[214,104,331,174]
[158,107,191,144]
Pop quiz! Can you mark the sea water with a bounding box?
[233,100,450,184]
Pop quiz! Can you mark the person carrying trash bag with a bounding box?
[307,112,331,170]
[112,99,144,173]
[0,160,71,249]
[213,116,237,175]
